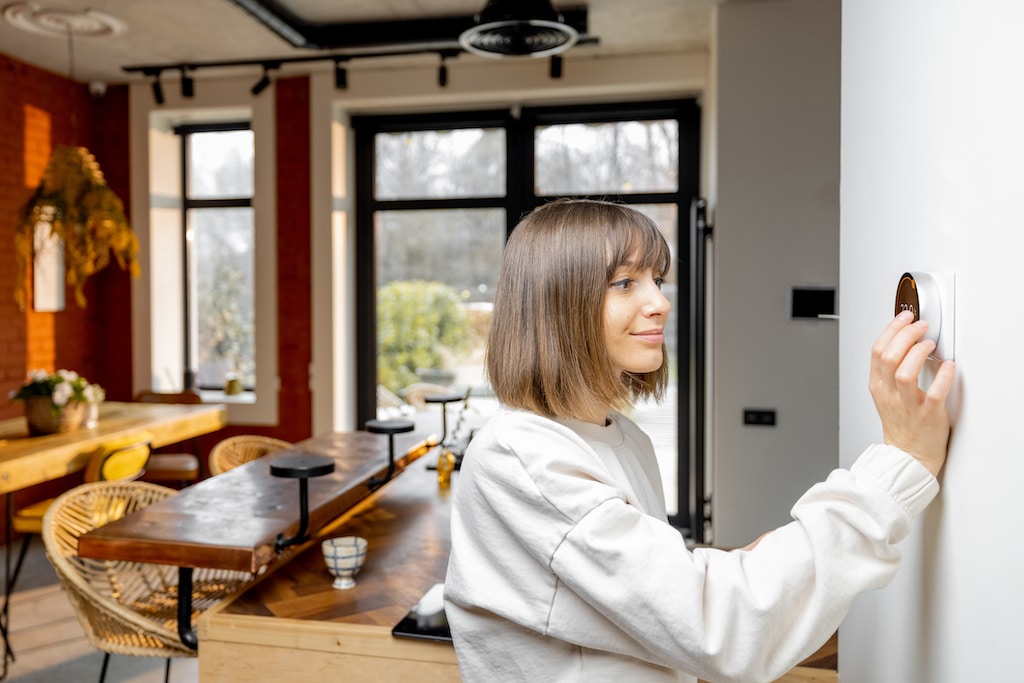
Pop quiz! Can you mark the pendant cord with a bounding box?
[66,24,77,142]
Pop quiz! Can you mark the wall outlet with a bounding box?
[743,409,777,426]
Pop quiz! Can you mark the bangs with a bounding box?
[605,209,671,277]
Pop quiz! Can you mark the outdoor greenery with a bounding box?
[377,280,469,394]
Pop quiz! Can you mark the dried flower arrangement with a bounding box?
[13,145,140,309]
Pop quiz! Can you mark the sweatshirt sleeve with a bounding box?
[544,443,938,682]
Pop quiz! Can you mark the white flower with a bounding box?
[84,384,106,404]
[57,369,79,382]
[51,382,73,407]
[29,369,50,382]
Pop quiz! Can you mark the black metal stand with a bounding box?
[364,419,414,490]
[271,454,336,553]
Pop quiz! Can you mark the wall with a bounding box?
[839,1,1024,680]
[711,0,841,546]
[0,55,134,535]
[0,54,132,413]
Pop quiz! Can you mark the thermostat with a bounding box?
[894,271,954,361]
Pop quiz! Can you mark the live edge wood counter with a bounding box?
[197,454,459,682]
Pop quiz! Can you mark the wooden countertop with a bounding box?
[78,430,432,574]
[197,452,458,682]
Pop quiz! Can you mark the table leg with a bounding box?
[2,494,17,679]
[177,567,198,650]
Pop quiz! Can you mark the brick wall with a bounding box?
[0,54,316,532]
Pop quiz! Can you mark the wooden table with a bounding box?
[198,454,458,682]
[0,401,226,495]
[77,428,433,648]
[0,400,227,679]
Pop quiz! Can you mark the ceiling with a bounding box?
[0,0,715,86]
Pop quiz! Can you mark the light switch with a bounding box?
[894,271,955,361]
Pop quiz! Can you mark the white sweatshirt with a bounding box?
[444,408,939,683]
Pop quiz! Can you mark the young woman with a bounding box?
[444,198,955,682]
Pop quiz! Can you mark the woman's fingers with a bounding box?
[869,313,955,478]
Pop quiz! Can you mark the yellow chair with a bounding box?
[208,435,292,475]
[41,480,256,683]
[6,435,152,613]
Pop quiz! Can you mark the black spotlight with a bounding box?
[251,66,272,96]
[180,68,195,98]
[334,60,348,90]
[150,76,164,105]
[438,57,448,88]
[549,55,563,79]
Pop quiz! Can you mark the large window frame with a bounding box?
[174,121,254,393]
[353,99,701,532]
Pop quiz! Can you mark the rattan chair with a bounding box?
[7,434,152,599]
[41,480,256,683]
[207,435,292,475]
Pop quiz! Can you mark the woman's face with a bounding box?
[603,260,670,374]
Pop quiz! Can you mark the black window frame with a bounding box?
[352,99,701,533]
[173,120,254,392]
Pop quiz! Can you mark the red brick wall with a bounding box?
[0,53,103,419]
[0,54,316,531]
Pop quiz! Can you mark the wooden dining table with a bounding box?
[0,400,227,679]
[0,401,227,495]
[76,427,433,649]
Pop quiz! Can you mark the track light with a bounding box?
[438,57,448,88]
[180,67,194,98]
[549,55,563,79]
[334,59,348,90]
[150,74,164,105]
[251,64,273,95]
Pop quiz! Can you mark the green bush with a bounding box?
[377,280,468,393]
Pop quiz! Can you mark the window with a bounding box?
[175,123,255,393]
[354,100,700,530]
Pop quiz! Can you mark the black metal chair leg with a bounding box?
[164,657,171,683]
[97,652,110,683]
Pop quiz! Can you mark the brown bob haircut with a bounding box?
[486,198,671,420]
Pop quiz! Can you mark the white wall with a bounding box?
[840,2,1024,680]
[712,0,841,546]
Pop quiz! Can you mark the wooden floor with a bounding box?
[2,535,198,682]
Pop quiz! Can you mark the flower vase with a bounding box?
[24,396,86,436]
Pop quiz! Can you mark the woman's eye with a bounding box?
[610,278,633,291]
[654,277,666,289]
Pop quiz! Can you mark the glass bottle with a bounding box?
[437,448,456,487]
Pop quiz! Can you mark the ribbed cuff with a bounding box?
[851,444,940,517]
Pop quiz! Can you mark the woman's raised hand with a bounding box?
[869,311,956,477]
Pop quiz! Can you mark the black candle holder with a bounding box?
[270,454,335,553]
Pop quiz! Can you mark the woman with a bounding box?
[444,198,955,682]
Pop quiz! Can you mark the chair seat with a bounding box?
[12,498,53,535]
[142,454,200,482]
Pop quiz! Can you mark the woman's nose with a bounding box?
[644,283,671,316]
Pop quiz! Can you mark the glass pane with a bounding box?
[189,207,255,389]
[374,129,506,200]
[375,208,504,437]
[188,130,254,198]
[535,120,679,196]
[626,203,679,516]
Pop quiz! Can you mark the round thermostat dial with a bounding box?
[894,271,940,344]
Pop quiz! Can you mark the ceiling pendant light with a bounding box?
[459,0,579,59]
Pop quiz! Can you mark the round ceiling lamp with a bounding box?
[459,0,579,59]
[3,3,126,38]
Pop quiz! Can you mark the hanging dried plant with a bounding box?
[13,145,140,309]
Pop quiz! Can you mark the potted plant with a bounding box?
[9,369,105,435]
[13,145,140,310]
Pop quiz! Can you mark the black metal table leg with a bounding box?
[177,567,198,650]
